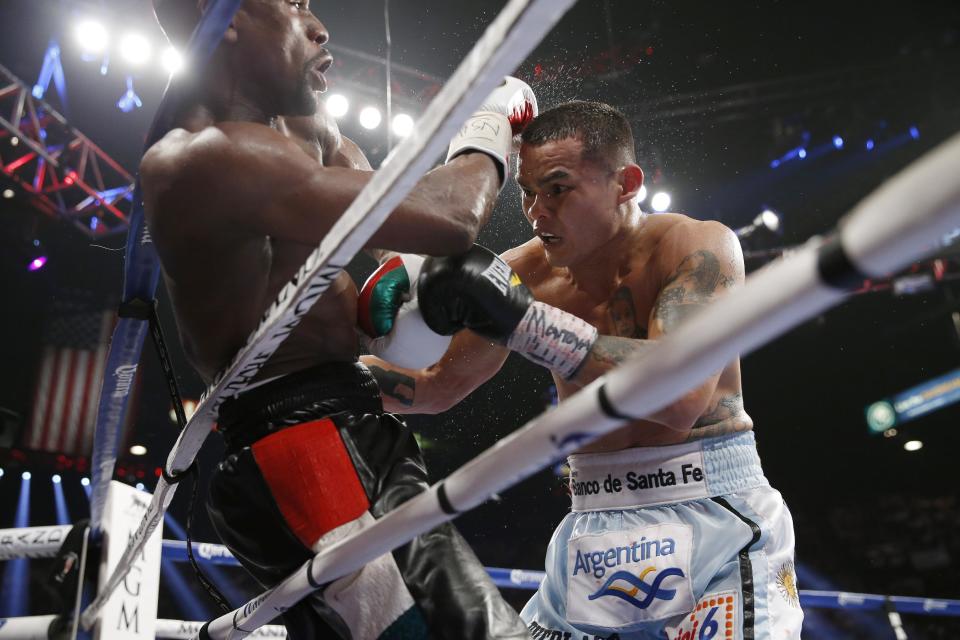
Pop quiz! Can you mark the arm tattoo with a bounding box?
[368,365,415,406]
[586,335,658,369]
[654,250,735,332]
[609,286,648,338]
[689,392,753,439]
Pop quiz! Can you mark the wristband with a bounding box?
[506,301,599,380]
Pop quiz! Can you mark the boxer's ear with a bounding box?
[617,164,644,206]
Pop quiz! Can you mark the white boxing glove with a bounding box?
[446,76,538,187]
[357,254,452,370]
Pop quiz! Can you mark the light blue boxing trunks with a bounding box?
[520,432,803,640]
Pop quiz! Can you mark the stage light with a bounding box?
[0,468,4,478]
[9,136,18,146]
[161,47,183,75]
[909,126,920,140]
[21,471,31,480]
[326,93,349,118]
[52,474,61,483]
[27,256,48,272]
[797,148,807,159]
[769,159,780,169]
[865,139,875,151]
[832,135,844,149]
[391,113,414,138]
[904,440,923,452]
[130,444,147,456]
[80,477,90,486]
[759,209,781,233]
[3,189,13,199]
[650,191,671,213]
[359,106,382,130]
[75,20,109,55]
[136,483,145,491]
[636,184,647,203]
[119,33,151,66]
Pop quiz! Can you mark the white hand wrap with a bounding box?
[506,301,599,380]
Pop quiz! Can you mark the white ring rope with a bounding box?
[198,133,960,640]
[81,0,577,630]
[0,525,72,560]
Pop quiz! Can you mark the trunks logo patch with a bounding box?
[667,590,737,640]
[588,566,686,609]
[776,562,800,607]
[566,524,694,629]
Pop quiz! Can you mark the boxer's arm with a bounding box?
[141,123,499,256]
[568,220,744,431]
[362,330,510,413]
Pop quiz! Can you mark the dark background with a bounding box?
[1,0,959,637]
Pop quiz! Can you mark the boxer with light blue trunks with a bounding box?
[365,101,804,639]
[523,432,801,640]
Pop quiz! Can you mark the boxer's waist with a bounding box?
[216,361,382,451]
[567,431,767,511]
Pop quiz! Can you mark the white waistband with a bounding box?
[567,431,767,511]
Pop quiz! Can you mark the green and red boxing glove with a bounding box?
[357,254,452,369]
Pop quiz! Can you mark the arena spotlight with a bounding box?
[80,477,90,487]
[75,20,109,55]
[650,191,671,213]
[27,256,48,272]
[3,189,13,199]
[909,126,920,140]
[129,444,147,456]
[21,471,31,480]
[359,106,382,130]
[135,483,145,491]
[904,440,923,452]
[0,468,4,478]
[325,93,349,118]
[119,33,151,66]
[161,47,183,75]
[391,113,414,138]
[52,474,61,483]
[759,209,781,233]
[832,135,844,149]
[865,138,875,151]
[10,136,19,146]
[797,148,807,159]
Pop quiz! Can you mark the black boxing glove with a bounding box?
[418,245,598,379]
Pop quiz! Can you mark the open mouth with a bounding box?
[538,232,562,246]
[315,56,333,74]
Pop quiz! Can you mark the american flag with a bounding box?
[26,295,115,455]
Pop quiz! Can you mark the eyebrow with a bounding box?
[516,169,571,190]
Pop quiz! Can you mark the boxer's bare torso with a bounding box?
[142,113,364,383]
[505,212,753,452]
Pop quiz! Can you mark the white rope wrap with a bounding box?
[81,0,577,630]
[200,132,960,640]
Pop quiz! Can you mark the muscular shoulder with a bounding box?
[501,238,552,286]
[650,214,743,283]
[141,122,309,223]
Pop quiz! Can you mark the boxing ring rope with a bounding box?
[183,132,960,639]
[81,0,577,629]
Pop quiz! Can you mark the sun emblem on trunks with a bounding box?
[775,562,800,607]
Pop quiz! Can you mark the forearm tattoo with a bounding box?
[368,365,416,406]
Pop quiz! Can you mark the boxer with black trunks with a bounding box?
[140,1,536,638]
[363,102,804,639]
